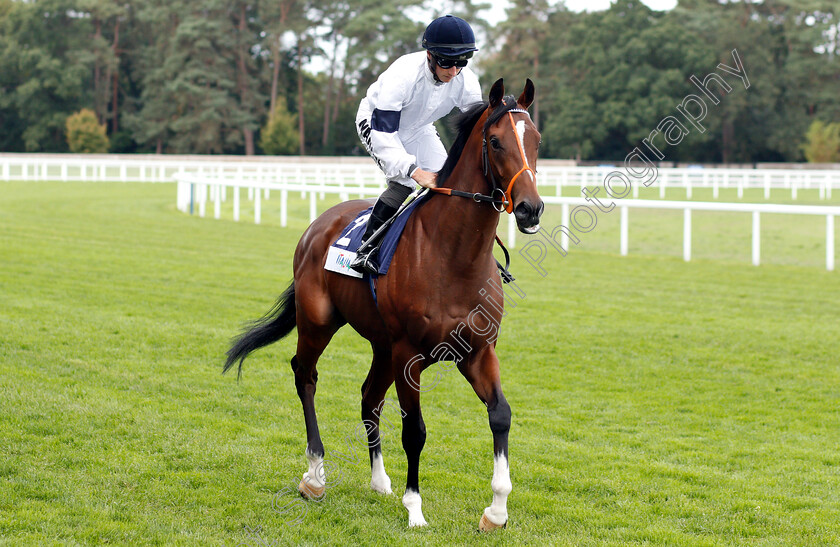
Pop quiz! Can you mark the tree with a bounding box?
[802,120,840,162]
[2,0,839,161]
[260,101,299,155]
[126,0,263,154]
[486,0,551,128]
[232,0,264,155]
[66,109,110,153]
[0,0,93,151]
[262,0,305,120]
[342,0,426,90]
[530,0,716,161]
[78,0,126,133]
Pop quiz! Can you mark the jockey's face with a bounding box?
[435,64,461,82]
[427,52,462,83]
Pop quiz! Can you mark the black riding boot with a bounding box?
[350,199,398,275]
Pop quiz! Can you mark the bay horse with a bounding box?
[224,78,543,530]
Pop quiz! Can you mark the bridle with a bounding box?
[431,100,536,214]
[424,99,535,283]
[482,107,536,213]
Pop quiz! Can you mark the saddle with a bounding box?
[324,193,515,285]
[324,194,431,279]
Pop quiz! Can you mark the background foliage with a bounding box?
[802,120,840,162]
[259,103,300,156]
[65,109,110,153]
[0,0,837,161]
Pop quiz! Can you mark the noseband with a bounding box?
[482,107,536,213]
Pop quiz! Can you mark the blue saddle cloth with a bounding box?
[332,193,430,276]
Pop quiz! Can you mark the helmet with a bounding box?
[422,15,478,60]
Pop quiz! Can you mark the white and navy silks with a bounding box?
[356,51,482,189]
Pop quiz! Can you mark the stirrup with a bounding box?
[350,249,379,275]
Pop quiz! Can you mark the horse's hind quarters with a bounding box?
[514,199,544,234]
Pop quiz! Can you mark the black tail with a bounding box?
[224,281,296,378]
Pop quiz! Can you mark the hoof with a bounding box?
[408,515,428,528]
[479,513,506,532]
[298,479,325,500]
[371,482,393,495]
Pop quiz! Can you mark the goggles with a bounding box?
[434,55,468,69]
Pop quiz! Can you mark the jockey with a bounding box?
[351,14,482,275]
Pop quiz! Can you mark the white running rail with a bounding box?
[174,173,839,271]
[517,197,840,271]
[3,154,838,200]
[4,154,837,270]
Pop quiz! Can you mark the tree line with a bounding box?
[0,0,837,162]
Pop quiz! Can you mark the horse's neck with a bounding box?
[420,142,499,270]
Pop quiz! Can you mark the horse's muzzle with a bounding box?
[514,200,544,234]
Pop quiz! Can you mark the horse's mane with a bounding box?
[436,101,488,187]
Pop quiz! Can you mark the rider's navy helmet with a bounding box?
[422,15,478,60]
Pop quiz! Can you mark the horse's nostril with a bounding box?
[515,201,543,223]
[514,202,532,220]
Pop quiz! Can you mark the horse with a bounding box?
[224,78,544,530]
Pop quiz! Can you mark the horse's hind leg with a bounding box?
[392,343,429,527]
[360,344,398,495]
[293,299,342,500]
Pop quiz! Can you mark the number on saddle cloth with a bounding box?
[335,210,372,248]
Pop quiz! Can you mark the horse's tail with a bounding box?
[224,281,296,378]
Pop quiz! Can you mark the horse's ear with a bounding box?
[518,78,535,109]
[489,78,505,109]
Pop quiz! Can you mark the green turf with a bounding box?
[1,181,838,546]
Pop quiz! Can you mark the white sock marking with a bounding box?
[403,489,427,527]
[370,452,392,494]
[483,453,512,526]
[302,448,326,489]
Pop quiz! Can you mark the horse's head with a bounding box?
[483,78,544,234]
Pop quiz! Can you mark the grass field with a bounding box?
[1,181,839,546]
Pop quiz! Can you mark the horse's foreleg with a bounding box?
[464,349,511,531]
[394,346,428,527]
[361,345,396,495]
[481,392,511,531]
[401,405,427,527]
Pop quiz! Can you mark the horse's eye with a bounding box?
[489,137,501,150]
